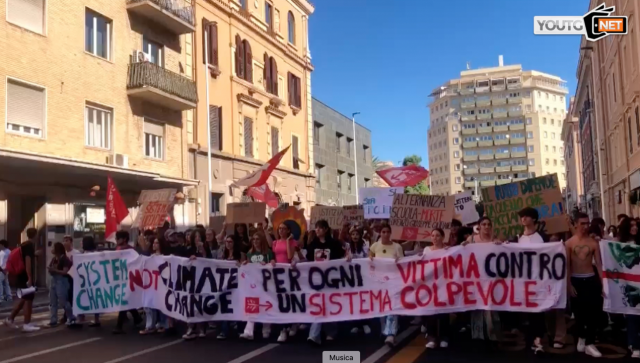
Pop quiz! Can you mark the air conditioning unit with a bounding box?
[132,50,151,63]
[107,154,129,168]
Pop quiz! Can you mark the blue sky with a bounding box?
[309,0,587,168]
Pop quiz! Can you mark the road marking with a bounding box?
[225,344,279,363]
[102,339,185,363]
[384,334,425,363]
[361,326,419,363]
[0,337,101,363]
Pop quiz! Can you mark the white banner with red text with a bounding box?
[601,240,640,315]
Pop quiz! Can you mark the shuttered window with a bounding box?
[263,54,278,95]
[243,39,253,83]
[144,120,164,160]
[287,73,301,108]
[6,79,45,137]
[7,0,45,35]
[244,117,253,157]
[271,126,279,157]
[209,105,222,151]
[264,53,271,93]
[235,35,244,79]
[292,135,299,170]
[202,19,218,67]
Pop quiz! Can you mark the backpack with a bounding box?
[5,247,24,276]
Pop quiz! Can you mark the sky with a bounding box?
[308,0,587,168]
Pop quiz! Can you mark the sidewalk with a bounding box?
[0,289,49,314]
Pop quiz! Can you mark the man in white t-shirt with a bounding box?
[0,240,11,304]
[63,235,80,262]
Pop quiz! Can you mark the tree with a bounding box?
[402,154,430,195]
[371,155,385,171]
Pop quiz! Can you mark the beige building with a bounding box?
[0,0,201,286]
[562,97,584,213]
[373,161,393,187]
[427,58,568,197]
[574,0,640,221]
[190,0,315,222]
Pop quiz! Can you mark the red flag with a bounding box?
[105,176,129,241]
[376,165,430,187]
[232,146,290,188]
[246,184,279,208]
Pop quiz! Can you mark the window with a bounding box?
[315,164,323,189]
[202,19,219,67]
[553,159,557,166]
[551,132,556,140]
[528,145,534,152]
[313,122,321,145]
[545,145,549,152]
[85,9,111,60]
[346,137,353,157]
[85,103,112,149]
[337,171,344,192]
[288,72,302,108]
[544,131,548,138]
[265,1,273,30]
[454,151,460,158]
[292,135,300,169]
[271,126,279,157]
[629,116,634,153]
[545,93,549,99]
[143,37,163,67]
[545,158,549,165]
[552,146,556,153]
[288,11,296,44]
[209,105,223,151]
[452,124,459,131]
[7,0,45,34]
[527,131,533,139]
[235,35,253,82]
[6,78,45,137]
[453,137,459,145]
[263,54,278,95]
[143,120,164,160]
[243,117,253,157]
[543,118,547,124]
[239,0,247,9]
[561,160,565,166]
[363,145,369,163]
[336,132,343,153]
[529,159,535,166]
[454,164,461,171]
[550,119,554,126]
[210,193,223,215]
[347,174,353,193]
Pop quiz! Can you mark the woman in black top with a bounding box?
[182,228,212,340]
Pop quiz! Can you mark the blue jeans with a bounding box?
[382,315,398,337]
[0,272,11,302]
[309,322,338,341]
[50,275,73,325]
[144,308,167,330]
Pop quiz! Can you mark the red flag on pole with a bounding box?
[246,184,279,208]
[232,146,290,188]
[376,165,430,187]
[105,176,130,241]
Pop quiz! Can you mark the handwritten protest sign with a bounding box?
[310,206,343,230]
[132,189,176,230]
[342,205,364,225]
[239,243,566,323]
[226,202,266,224]
[601,240,640,315]
[481,174,567,239]
[389,194,455,241]
[454,191,480,225]
[359,187,404,219]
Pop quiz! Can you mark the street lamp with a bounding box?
[352,112,360,201]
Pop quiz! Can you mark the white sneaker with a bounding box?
[326,336,334,341]
[553,342,564,349]
[350,327,359,334]
[426,341,436,349]
[240,333,254,340]
[385,336,395,346]
[277,331,287,343]
[440,341,448,348]
[577,338,586,353]
[299,324,308,330]
[585,345,602,358]
[632,350,640,358]
[363,325,372,335]
[22,323,40,332]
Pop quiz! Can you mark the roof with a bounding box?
[312,97,371,132]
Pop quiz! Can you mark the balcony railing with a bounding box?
[126,0,195,34]
[127,62,197,110]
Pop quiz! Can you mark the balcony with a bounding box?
[463,155,478,161]
[477,113,491,120]
[495,152,510,159]
[509,124,525,131]
[127,62,198,110]
[476,85,490,93]
[496,166,511,173]
[464,168,479,175]
[513,177,527,182]
[510,137,526,144]
[126,0,196,34]
[460,87,475,95]
[494,138,509,146]
[491,84,506,92]
[476,99,491,107]
[445,114,460,122]
[461,115,476,121]
[493,111,508,119]
[507,96,522,104]
[463,141,478,148]
[493,125,508,132]
[480,167,495,174]
[461,101,476,109]
[509,110,524,117]
[534,79,568,92]
[507,79,522,89]
[511,151,527,158]
[478,140,493,147]
[464,181,476,188]
[492,98,507,106]
[481,180,496,187]
[479,154,494,160]
[478,126,492,134]
[496,179,511,185]
[461,128,476,135]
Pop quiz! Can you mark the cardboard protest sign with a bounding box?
[359,187,404,219]
[481,174,567,239]
[601,240,640,315]
[343,205,364,225]
[454,191,480,225]
[132,189,177,230]
[389,194,455,242]
[226,202,266,225]
[310,206,343,230]
[239,242,567,323]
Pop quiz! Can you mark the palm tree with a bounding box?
[371,156,385,171]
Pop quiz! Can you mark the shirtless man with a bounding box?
[566,212,603,358]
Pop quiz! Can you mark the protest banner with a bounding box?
[359,187,404,219]
[310,206,344,230]
[481,174,567,239]
[132,189,176,230]
[226,202,266,224]
[239,243,567,323]
[601,240,640,315]
[343,205,364,225]
[71,250,243,322]
[389,194,455,241]
[454,191,480,225]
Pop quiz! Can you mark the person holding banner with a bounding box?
[140,238,168,335]
[113,231,144,334]
[420,229,451,349]
[369,223,403,347]
[349,227,372,335]
[272,223,299,342]
[46,242,75,328]
[215,235,242,340]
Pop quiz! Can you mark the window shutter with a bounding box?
[244,40,253,83]
[235,34,244,78]
[7,80,45,129]
[287,73,292,105]
[292,135,299,169]
[143,120,164,137]
[209,105,222,151]
[271,57,278,97]
[244,117,253,157]
[8,0,44,35]
[271,126,279,156]
[202,18,209,64]
[264,53,271,93]
[211,22,219,67]
[296,77,301,107]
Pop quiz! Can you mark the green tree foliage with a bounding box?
[402,155,430,195]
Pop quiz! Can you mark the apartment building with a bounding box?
[427,58,568,197]
[190,0,315,221]
[562,97,584,213]
[0,0,199,286]
[573,0,640,221]
[312,98,374,206]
